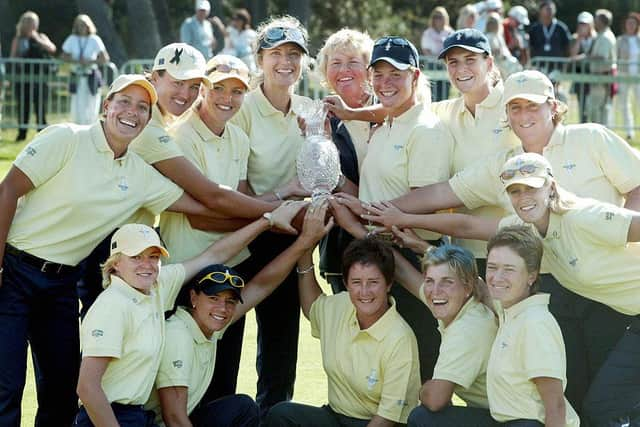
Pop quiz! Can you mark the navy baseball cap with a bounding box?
[189,264,244,303]
[438,29,491,59]
[369,36,419,70]
[258,26,309,54]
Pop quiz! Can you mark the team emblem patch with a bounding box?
[172,360,183,368]
[26,147,37,156]
[91,329,104,338]
[158,135,171,144]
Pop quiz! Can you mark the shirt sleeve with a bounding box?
[377,334,420,423]
[156,321,193,388]
[93,35,106,53]
[62,35,74,55]
[572,203,632,247]
[593,125,640,194]
[449,150,509,210]
[13,124,76,188]
[309,293,330,339]
[130,124,184,165]
[140,164,184,217]
[81,297,126,358]
[520,316,566,381]
[159,264,187,311]
[407,121,453,187]
[432,322,487,389]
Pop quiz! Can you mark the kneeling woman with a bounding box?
[147,211,332,427]
[265,203,421,427]
[74,201,306,426]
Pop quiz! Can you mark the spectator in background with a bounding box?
[617,13,640,141]
[62,14,110,125]
[10,10,56,141]
[485,12,521,78]
[421,7,454,101]
[456,4,478,30]
[474,0,503,34]
[528,1,570,71]
[569,11,596,123]
[586,9,616,126]
[503,5,530,66]
[180,0,222,60]
[222,9,258,72]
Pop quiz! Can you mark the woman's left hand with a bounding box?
[279,176,311,200]
[390,226,430,255]
[324,95,353,121]
[360,200,407,230]
[270,200,309,234]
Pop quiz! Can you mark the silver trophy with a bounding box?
[294,99,341,203]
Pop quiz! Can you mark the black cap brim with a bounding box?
[259,39,309,55]
[438,44,487,60]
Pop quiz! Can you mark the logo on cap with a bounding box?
[170,48,184,65]
[385,41,392,51]
[158,58,165,65]
[516,75,528,85]
[457,33,462,40]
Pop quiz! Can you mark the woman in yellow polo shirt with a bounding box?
[357,35,453,382]
[148,204,330,427]
[226,15,313,417]
[0,74,214,426]
[265,203,421,427]
[75,201,307,426]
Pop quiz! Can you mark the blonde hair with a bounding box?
[100,253,122,289]
[16,11,39,37]
[72,14,97,35]
[253,15,309,90]
[413,67,432,104]
[548,179,580,214]
[502,97,568,128]
[430,6,452,30]
[485,11,502,34]
[316,28,374,90]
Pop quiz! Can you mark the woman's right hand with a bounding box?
[323,95,353,121]
[270,200,308,234]
[360,200,407,230]
[390,226,430,255]
[298,201,334,249]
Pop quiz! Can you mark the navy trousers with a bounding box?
[0,250,83,427]
[74,403,157,426]
[190,394,259,427]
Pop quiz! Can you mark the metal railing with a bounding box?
[1,56,639,132]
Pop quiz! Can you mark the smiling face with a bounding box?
[326,50,369,107]
[113,247,161,294]
[190,289,238,338]
[486,245,535,308]
[345,262,392,328]
[444,48,492,95]
[371,61,417,116]
[506,98,555,145]
[259,43,304,89]
[103,85,152,146]
[423,263,470,327]
[506,182,552,230]
[151,72,202,117]
[200,78,247,131]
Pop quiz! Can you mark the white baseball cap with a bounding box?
[110,224,169,258]
[500,153,553,190]
[508,5,530,26]
[196,0,210,12]
[152,43,210,86]
[205,55,251,89]
[577,11,594,25]
[503,70,555,105]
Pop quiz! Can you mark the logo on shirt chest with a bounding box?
[117,176,129,192]
[366,368,379,391]
[562,162,577,173]
[172,359,183,368]
[91,329,104,338]
[158,135,171,144]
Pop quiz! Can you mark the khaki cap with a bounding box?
[106,74,158,105]
[110,224,169,258]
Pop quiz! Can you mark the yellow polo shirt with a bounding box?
[231,86,309,195]
[128,105,184,226]
[487,294,579,426]
[431,83,520,258]
[159,107,250,265]
[146,307,226,425]
[9,122,183,266]
[342,95,375,171]
[500,199,640,315]
[310,292,420,423]
[80,264,186,405]
[359,102,454,241]
[418,286,497,409]
[450,123,640,213]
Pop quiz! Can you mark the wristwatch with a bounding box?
[263,212,274,227]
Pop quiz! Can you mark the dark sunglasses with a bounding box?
[374,36,411,48]
[500,164,551,182]
[197,270,245,288]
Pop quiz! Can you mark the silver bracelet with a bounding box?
[296,263,314,274]
[274,190,284,201]
[0,267,3,274]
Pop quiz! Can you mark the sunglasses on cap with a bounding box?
[207,63,250,79]
[374,36,412,48]
[499,164,552,182]
[198,270,245,288]
[262,27,306,45]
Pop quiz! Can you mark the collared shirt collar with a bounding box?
[392,101,426,125]
[187,105,229,142]
[255,85,301,118]
[93,121,131,160]
[545,124,566,149]
[437,296,481,332]
[501,293,550,324]
[174,306,222,344]
[457,82,504,116]
[348,296,401,341]
[108,274,156,304]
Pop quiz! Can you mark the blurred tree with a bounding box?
[151,0,174,45]
[125,0,162,58]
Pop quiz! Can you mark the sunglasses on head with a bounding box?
[207,62,249,79]
[374,37,411,47]
[263,27,306,45]
[500,164,551,182]
[197,270,245,288]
